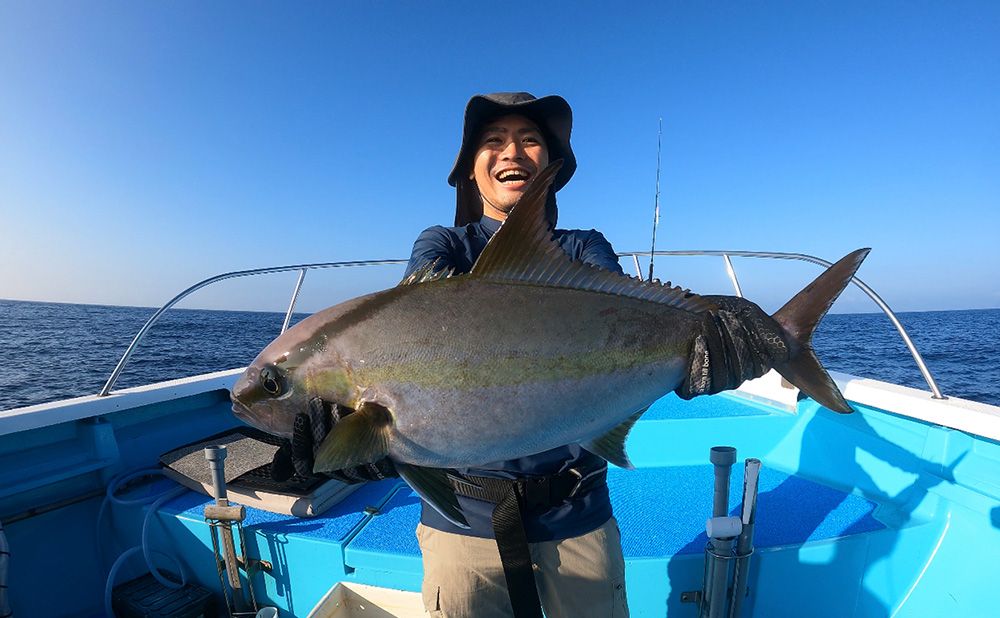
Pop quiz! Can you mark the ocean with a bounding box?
[0,299,998,411]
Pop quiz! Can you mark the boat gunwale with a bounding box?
[2,368,997,443]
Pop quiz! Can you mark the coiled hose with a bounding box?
[98,469,189,617]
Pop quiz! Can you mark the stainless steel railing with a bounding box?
[98,260,408,396]
[99,250,944,400]
[622,250,944,399]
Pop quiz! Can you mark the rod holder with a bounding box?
[728,459,761,618]
[204,445,229,504]
[710,446,737,518]
[684,448,761,618]
[203,445,259,617]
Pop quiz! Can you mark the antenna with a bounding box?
[648,117,662,281]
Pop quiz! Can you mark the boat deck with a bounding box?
[140,392,899,617]
[6,381,997,617]
[154,457,887,616]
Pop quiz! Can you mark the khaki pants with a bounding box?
[417,518,629,618]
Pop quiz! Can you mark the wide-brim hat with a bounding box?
[449,92,576,227]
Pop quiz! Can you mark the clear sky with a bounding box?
[1,2,997,315]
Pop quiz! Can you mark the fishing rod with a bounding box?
[648,118,662,281]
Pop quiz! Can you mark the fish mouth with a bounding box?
[230,392,255,425]
[229,392,293,439]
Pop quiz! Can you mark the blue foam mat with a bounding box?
[344,465,883,560]
[348,487,424,557]
[610,466,884,558]
[643,392,773,420]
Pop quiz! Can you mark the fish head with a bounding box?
[230,315,355,439]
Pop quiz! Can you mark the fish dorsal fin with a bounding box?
[470,160,710,312]
[399,258,455,286]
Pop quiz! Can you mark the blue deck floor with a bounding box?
[336,465,883,562]
[153,459,885,615]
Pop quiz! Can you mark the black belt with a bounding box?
[449,467,607,618]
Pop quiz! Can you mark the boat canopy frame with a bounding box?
[99,251,945,401]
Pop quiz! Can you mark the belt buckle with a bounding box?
[566,468,585,498]
[522,476,550,511]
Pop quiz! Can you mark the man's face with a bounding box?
[470,114,550,220]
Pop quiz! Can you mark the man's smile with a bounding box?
[494,166,534,189]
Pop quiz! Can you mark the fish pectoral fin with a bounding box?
[313,401,392,473]
[395,462,470,529]
[580,408,648,470]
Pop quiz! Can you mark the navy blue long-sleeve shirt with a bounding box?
[405,215,624,541]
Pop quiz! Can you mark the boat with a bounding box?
[1,250,998,617]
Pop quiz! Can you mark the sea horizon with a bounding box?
[3,296,997,317]
[2,299,998,412]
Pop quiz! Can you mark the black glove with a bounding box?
[270,397,397,484]
[677,296,789,399]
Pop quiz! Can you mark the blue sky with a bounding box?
[1,2,997,314]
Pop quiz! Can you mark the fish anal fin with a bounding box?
[314,401,392,473]
[580,408,648,470]
[396,462,470,529]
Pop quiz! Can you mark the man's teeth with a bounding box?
[497,170,530,182]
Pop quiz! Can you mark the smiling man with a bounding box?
[404,93,629,618]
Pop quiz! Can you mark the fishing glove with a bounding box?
[677,296,790,399]
[270,397,397,484]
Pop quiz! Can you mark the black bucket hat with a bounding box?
[449,92,576,227]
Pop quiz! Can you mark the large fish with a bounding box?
[231,161,868,527]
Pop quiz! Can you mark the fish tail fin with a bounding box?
[771,248,870,414]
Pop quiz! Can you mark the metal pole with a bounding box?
[711,446,737,518]
[722,254,743,298]
[702,446,738,618]
[204,446,250,614]
[281,269,307,334]
[729,459,761,618]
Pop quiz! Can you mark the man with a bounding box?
[272,92,630,618]
[404,93,629,618]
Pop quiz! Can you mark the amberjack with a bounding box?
[231,161,868,527]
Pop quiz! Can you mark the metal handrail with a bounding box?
[98,259,408,396]
[99,250,944,401]
[619,250,944,399]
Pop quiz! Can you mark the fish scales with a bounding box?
[318,278,695,467]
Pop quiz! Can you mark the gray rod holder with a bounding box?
[710,446,737,518]
[686,448,761,618]
[204,445,229,505]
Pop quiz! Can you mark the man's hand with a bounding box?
[270,397,397,484]
[677,296,786,399]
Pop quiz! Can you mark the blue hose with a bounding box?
[99,469,190,617]
[142,486,188,589]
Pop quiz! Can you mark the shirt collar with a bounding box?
[478,215,503,236]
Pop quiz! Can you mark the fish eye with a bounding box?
[259,365,285,396]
